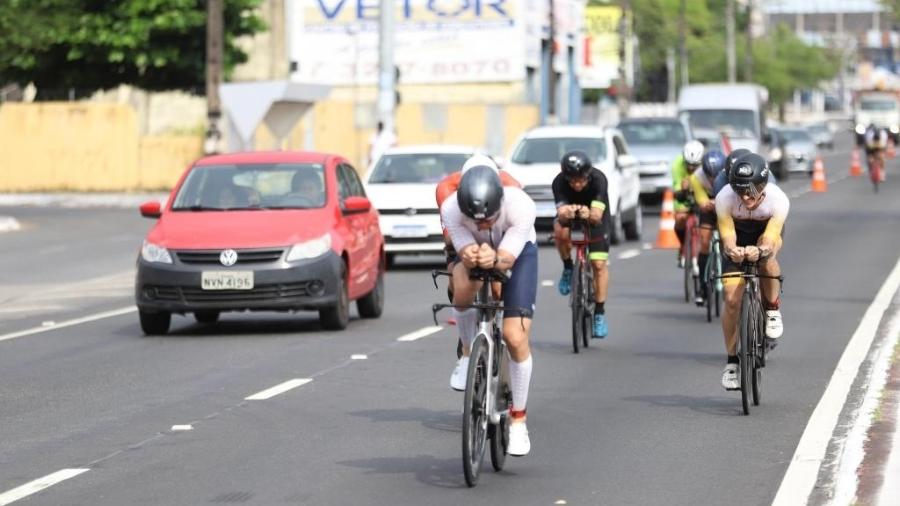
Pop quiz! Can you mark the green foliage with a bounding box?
[0,0,266,98]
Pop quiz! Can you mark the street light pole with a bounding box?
[678,0,688,89]
[205,0,224,154]
[377,0,396,134]
[726,0,736,83]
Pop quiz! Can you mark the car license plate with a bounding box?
[535,201,557,218]
[201,271,254,290]
[392,224,428,238]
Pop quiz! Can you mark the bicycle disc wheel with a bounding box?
[683,227,693,303]
[489,377,510,471]
[462,337,489,486]
[570,261,582,354]
[582,263,592,348]
[739,291,753,415]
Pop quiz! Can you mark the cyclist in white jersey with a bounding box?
[715,153,790,390]
[441,165,538,456]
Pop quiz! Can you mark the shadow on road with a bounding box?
[349,407,461,434]
[336,454,468,489]
[621,394,743,417]
[634,350,723,366]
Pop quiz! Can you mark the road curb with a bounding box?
[0,216,21,233]
[0,193,168,209]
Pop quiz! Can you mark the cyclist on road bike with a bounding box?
[863,123,889,182]
[672,140,705,265]
[553,151,612,338]
[689,149,726,306]
[716,153,790,390]
[441,165,538,456]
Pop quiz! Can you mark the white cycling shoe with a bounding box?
[507,421,531,456]
[766,310,784,339]
[721,363,739,391]
[450,357,469,391]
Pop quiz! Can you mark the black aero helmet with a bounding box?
[701,150,726,180]
[728,153,769,198]
[457,165,503,220]
[560,150,592,179]
[724,148,751,178]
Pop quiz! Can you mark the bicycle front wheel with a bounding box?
[683,226,693,303]
[462,337,489,486]
[582,262,593,348]
[489,366,510,471]
[739,290,753,415]
[571,261,583,354]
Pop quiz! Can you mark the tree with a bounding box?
[0,0,265,99]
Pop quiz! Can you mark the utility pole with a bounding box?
[726,0,736,83]
[744,0,754,82]
[666,47,676,103]
[377,0,397,134]
[548,0,556,119]
[678,0,688,89]
[205,0,224,154]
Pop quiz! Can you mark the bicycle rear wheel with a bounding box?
[714,247,723,318]
[462,337,489,486]
[489,364,510,471]
[570,261,583,354]
[739,291,753,415]
[581,261,592,348]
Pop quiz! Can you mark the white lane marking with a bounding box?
[396,326,443,342]
[171,425,193,431]
[245,378,313,400]
[541,280,554,287]
[0,468,89,506]
[772,256,900,506]
[41,321,55,327]
[351,354,368,360]
[0,306,137,343]
[642,242,653,250]
[877,387,900,505]
[618,249,641,260]
[0,216,21,234]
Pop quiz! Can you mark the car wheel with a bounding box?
[609,206,625,246]
[624,201,643,241]
[139,310,171,335]
[194,311,219,324]
[320,264,350,330]
[357,270,384,319]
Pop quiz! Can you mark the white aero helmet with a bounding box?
[461,153,499,174]
[682,140,704,165]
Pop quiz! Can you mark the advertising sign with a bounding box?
[581,5,621,89]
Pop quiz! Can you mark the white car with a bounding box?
[503,125,643,244]
[363,145,483,266]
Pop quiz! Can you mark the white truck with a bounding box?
[854,91,900,141]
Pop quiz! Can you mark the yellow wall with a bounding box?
[0,103,202,191]
[0,100,537,191]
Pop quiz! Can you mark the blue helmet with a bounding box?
[701,150,727,180]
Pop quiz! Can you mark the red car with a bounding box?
[135,151,385,335]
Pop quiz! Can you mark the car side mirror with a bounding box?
[140,201,162,218]
[343,196,372,214]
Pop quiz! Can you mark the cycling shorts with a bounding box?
[502,242,538,319]
[698,209,716,228]
[556,218,609,261]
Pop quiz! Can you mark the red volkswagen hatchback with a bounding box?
[135,151,384,335]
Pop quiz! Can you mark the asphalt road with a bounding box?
[1,136,899,505]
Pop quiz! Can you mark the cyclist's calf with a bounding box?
[503,317,532,362]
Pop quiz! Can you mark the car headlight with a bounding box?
[768,148,782,161]
[891,125,899,134]
[141,240,173,264]
[286,234,332,262]
[856,124,866,135]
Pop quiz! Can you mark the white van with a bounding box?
[677,83,770,153]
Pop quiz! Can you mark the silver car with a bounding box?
[806,122,834,150]
[617,118,688,198]
[772,127,818,177]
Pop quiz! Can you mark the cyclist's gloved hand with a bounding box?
[726,246,746,263]
[745,246,761,262]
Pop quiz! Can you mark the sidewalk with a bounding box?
[0,192,169,209]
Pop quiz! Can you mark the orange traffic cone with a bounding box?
[655,189,680,249]
[811,156,828,193]
[850,149,862,177]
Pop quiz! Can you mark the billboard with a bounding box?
[287,0,527,85]
[581,5,621,89]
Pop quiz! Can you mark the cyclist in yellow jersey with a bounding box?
[715,153,790,390]
[672,140,704,265]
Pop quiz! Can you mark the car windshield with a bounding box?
[779,129,813,143]
[171,163,327,210]
[682,110,757,139]
[860,99,898,111]
[619,122,686,146]
[807,124,828,134]
[368,153,471,184]
[511,137,607,164]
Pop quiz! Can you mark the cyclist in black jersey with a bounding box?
[552,151,611,338]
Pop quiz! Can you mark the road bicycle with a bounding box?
[704,230,724,323]
[568,217,594,353]
[432,269,517,487]
[682,204,701,304]
[868,150,885,193]
[721,259,783,415]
